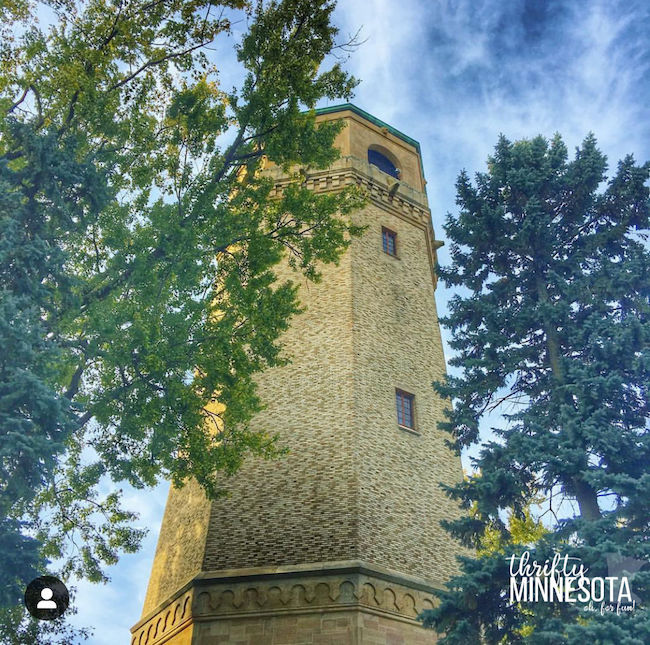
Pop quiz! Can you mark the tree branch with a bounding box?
[6,86,29,114]
[109,39,211,91]
[64,363,85,400]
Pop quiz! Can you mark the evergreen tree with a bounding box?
[0,0,364,631]
[421,133,650,643]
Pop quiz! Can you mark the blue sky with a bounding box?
[62,0,650,641]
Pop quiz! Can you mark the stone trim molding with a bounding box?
[266,156,431,221]
[131,561,441,645]
[131,590,193,645]
[195,559,445,593]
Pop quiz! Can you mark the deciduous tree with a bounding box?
[0,0,364,626]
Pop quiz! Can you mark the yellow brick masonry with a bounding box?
[134,107,465,645]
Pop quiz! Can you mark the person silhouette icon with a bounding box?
[25,575,69,620]
[36,587,57,610]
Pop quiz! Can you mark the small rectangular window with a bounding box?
[382,227,397,256]
[396,389,415,429]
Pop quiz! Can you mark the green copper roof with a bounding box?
[314,103,422,154]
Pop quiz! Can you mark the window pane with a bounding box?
[403,396,412,427]
[396,390,414,429]
[368,149,399,179]
[383,229,396,256]
[396,392,401,424]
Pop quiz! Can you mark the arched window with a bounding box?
[368,148,400,179]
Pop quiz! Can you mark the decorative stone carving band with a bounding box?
[131,576,437,645]
[267,165,432,226]
[194,576,435,617]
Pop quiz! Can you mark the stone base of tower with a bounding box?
[130,562,441,644]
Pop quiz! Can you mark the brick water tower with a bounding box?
[131,104,464,644]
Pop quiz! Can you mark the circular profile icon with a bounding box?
[24,576,69,620]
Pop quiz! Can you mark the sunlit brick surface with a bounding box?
[135,107,463,645]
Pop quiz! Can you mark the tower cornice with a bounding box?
[314,103,422,156]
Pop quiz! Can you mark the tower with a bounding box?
[131,105,464,645]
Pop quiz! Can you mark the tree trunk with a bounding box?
[535,275,602,522]
[573,478,602,521]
